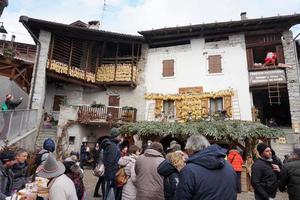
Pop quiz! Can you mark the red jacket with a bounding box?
[228,150,244,172]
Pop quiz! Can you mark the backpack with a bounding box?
[115,167,128,186]
[35,151,49,167]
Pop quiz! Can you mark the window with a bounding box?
[210,98,223,115]
[208,55,222,73]
[53,95,67,111]
[162,59,174,77]
[69,136,75,145]
[163,100,175,117]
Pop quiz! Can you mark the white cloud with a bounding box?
[1,0,300,43]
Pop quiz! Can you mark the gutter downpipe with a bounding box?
[20,17,41,109]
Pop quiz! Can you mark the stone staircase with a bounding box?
[35,128,58,150]
[270,127,299,160]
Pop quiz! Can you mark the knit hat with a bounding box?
[43,138,55,152]
[0,150,15,162]
[110,127,120,138]
[257,143,270,155]
[37,153,65,179]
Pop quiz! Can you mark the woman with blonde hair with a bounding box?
[158,151,185,200]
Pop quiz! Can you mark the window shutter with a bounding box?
[162,59,174,77]
[208,55,222,73]
[246,48,254,69]
[276,45,285,64]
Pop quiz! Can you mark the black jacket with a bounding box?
[251,158,279,200]
[158,160,179,200]
[174,144,237,200]
[12,162,28,190]
[278,159,300,200]
[0,162,13,200]
[101,138,121,182]
[5,99,22,110]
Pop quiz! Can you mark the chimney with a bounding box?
[88,21,100,30]
[240,12,247,20]
[11,34,15,42]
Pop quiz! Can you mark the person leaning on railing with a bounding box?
[1,94,23,111]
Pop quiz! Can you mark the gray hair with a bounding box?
[185,135,210,152]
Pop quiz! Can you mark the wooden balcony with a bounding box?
[77,105,137,124]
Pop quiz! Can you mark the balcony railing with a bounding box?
[77,105,136,123]
[0,109,38,141]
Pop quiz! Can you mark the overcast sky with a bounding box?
[1,0,300,44]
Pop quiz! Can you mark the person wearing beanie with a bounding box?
[35,138,56,167]
[100,127,124,199]
[0,150,16,199]
[279,148,300,200]
[251,143,280,200]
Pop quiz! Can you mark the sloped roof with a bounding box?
[19,16,144,44]
[139,14,300,43]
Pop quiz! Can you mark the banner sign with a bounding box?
[249,70,286,86]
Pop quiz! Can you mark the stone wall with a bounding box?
[282,31,300,133]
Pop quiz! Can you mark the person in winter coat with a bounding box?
[174,135,237,200]
[278,148,300,200]
[0,151,16,200]
[93,147,105,198]
[37,153,78,200]
[158,151,185,200]
[118,145,141,200]
[228,146,244,193]
[0,94,23,139]
[12,148,29,190]
[63,160,85,200]
[271,149,282,169]
[36,138,56,166]
[135,142,165,200]
[101,127,123,199]
[251,143,280,200]
[1,94,23,111]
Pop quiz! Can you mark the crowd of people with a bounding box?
[0,127,300,200]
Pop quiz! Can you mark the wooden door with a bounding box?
[108,95,120,121]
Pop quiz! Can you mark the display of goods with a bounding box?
[86,71,96,83]
[69,67,85,80]
[150,89,233,122]
[47,59,96,83]
[96,64,138,82]
[47,59,68,75]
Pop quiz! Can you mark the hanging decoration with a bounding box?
[146,89,234,122]
[96,64,137,82]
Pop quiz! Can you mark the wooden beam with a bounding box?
[0,65,14,70]
[131,42,134,82]
[12,68,26,81]
[114,43,119,81]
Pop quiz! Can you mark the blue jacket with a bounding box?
[158,159,179,200]
[174,144,237,200]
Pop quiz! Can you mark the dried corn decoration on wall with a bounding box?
[116,64,132,81]
[86,71,96,83]
[96,64,115,82]
[69,67,85,80]
[47,59,69,75]
[145,89,233,122]
[154,99,163,118]
[96,64,138,82]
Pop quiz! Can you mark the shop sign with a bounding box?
[249,70,286,86]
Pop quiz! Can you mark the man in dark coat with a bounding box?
[12,148,29,190]
[174,135,237,200]
[251,143,280,200]
[278,148,300,200]
[0,150,16,200]
[101,127,123,199]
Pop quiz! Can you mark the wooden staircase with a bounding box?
[232,91,241,120]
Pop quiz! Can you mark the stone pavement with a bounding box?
[83,169,289,200]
